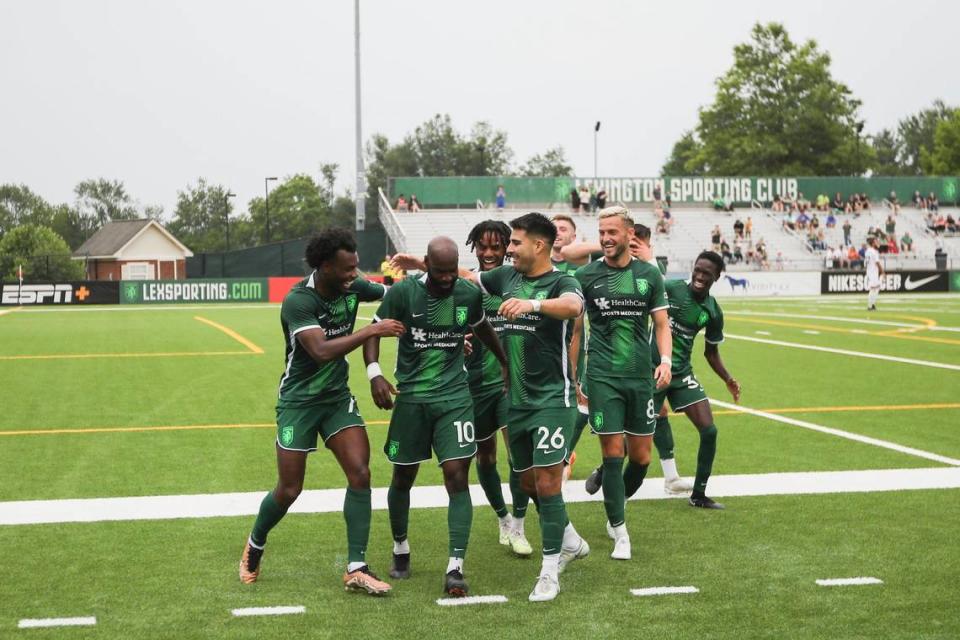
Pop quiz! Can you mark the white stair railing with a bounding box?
[377,188,407,254]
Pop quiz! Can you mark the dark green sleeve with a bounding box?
[281,290,321,335]
[352,277,387,302]
[649,269,668,312]
[467,287,485,326]
[374,281,405,322]
[555,273,584,300]
[706,304,724,344]
[479,265,507,297]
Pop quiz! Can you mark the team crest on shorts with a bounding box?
[280,426,295,446]
[455,306,468,326]
[593,412,603,429]
[636,278,649,295]
[388,440,400,459]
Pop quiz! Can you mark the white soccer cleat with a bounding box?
[605,520,616,540]
[664,477,694,496]
[558,537,590,574]
[611,534,632,560]
[528,573,561,602]
[498,515,514,546]
[508,530,533,556]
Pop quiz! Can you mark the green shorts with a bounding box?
[653,370,709,414]
[587,376,656,436]
[275,395,364,452]
[385,396,477,465]
[472,388,508,442]
[506,407,577,472]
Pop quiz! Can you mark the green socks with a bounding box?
[653,416,675,460]
[447,490,473,558]
[250,491,290,547]
[476,463,508,518]
[387,485,410,542]
[538,494,567,556]
[601,456,626,527]
[623,461,650,498]
[509,468,529,518]
[694,425,718,496]
[343,487,371,564]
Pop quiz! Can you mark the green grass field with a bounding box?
[2,294,959,638]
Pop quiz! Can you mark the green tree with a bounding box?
[50,204,97,250]
[870,128,904,175]
[0,224,84,281]
[661,131,705,175]
[364,133,418,206]
[456,121,513,176]
[0,184,55,237]
[167,178,236,252]
[897,100,953,175]
[246,174,338,244]
[677,23,869,176]
[520,146,573,177]
[74,179,140,226]
[920,108,960,175]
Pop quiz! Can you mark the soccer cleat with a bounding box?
[498,515,514,546]
[239,541,264,584]
[688,495,725,510]
[508,530,533,557]
[528,573,561,602]
[664,476,694,495]
[444,569,469,597]
[611,533,632,560]
[584,466,603,495]
[867,305,877,311]
[605,520,615,540]
[389,553,411,579]
[343,565,392,596]
[558,537,590,574]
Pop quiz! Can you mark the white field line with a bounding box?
[816,577,883,587]
[17,304,281,313]
[755,330,771,335]
[802,330,820,335]
[630,586,699,597]
[436,595,508,606]
[3,468,960,526]
[725,333,960,372]
[0,308,18,317]
[18,617,96,628]
[727,311,960,333]
[231,606,305,617]
[711,399,960,467]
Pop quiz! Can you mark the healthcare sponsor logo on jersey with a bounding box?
[821,270,948,294]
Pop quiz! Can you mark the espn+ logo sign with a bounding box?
[1,284,85,304]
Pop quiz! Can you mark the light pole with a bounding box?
[594,121,601,180]
[225,191,236,251]
[855,121,864,176]
[264,176,278,243]
[354,0,366,231]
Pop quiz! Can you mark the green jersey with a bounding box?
[552,255,595,384]
[575,257,667,379]
[651,279,724,375]
[466,273,507,395]
[277,273,386,407]
[374,274,484,403]
[479,265,584,410]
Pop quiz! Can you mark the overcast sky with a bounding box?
[2,0,958,218]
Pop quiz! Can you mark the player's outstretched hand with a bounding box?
[463,333,474,357]
[370,376,398,410]
[372,319,405,338]
[498,298,533,320]
[726,378,741,403]
[654,362,672,390]
[390,253,425,272]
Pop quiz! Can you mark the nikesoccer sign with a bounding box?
[820,270,948,294]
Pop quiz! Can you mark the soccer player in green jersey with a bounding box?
[239,229,405,596]
[574,208,673,560]
[653,251,742,509]
[466,212,590,602]
[365,236,508,597]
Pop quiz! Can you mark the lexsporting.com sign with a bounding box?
[121,279,268,304]
[821,270,949,294]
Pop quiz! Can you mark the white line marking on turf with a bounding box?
[802,330,820,335]
[631,586,699,597]
[816,577,883,587]
[231,606,305,617]
[18,617,96,628]
[725,333,960,372]
[755,330,771,335]
[726,311,958,330]
[4,468,960,525]
[711,399,960,467]
[436,595,508,606]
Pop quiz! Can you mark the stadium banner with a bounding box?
[391,176,959,207]
[120,279,268,304]
[951,271,960,292]
[820,270,949,295]
[0,281,119,305]
[710,271,821,298]
[267,275,387,303]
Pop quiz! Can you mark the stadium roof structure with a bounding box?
[73,219,193,259]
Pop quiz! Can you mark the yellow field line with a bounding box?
[193,316,264,354]
[731,317,960,346]
[0,307,19,317]
[0,351,257,361]
[712,402,960,416]
[0,420,391,436]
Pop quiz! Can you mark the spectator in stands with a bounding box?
[664,192,672,208]
[745,216,753,238]
[832,192,845,213]
[589,186,599,213]
[796,210,810,231]
[884,214,896,245]
[720,239,733,264]
[847,244,861,269]
[711,225,722,251]
[934,214,947,234]
[826,210,837,229]
[733,217,745,239]
[797,192,810,214]
[732,242,743,264]
[783,209,796,231]
[396,194,408,212]
[570,188,580,212]
[756,240,770,269]
[913,190,924,209]
[816,193,830,211]
[860,193,871,210]
[810,213,820,231]
[596,188,607,210]
[901,231,914,253]
[578,185,591,215]
[495,185,506,211]
[848,193,860,214]
[947,214,958,233]
[806,228,819,251]
[827,246,842,269]
[928,192,939,213]
[887,237,899,254]
[842,218,852,246]
[409,194,421,212]
[380,255,396,285]
[775,251,784,271]
[888,190,901,214]
[656,215,670,236]
[772,193,784,212]
[713,197,734,212]
[653,185,663,210]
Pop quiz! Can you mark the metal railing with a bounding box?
[377,187,407,254]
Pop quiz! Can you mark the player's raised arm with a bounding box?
[559,241,602,262]
[363,286,404,410]
[298,318,403,363]
[471,316,509,393]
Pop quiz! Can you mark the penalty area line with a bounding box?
[194,316,263,354]
[436,595,508,606]
[631,586,699,597]
[231,606,305,617]
[816,577,882,587]
[18,617,96,629]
